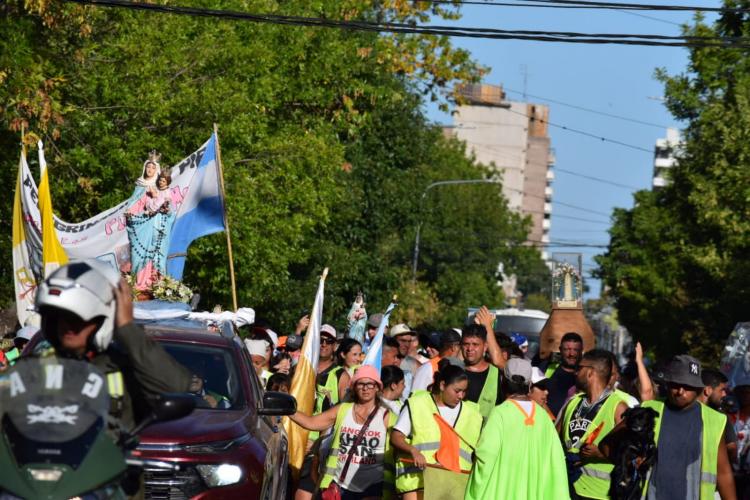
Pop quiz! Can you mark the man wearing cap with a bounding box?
[388,323,421,400]
[280,333,304,366]
[412,330,462,392]
[558,349,628,500]
[638,355,735,500]
[363,313,383,354]
[465,357,569,499]
[530,367,555,420]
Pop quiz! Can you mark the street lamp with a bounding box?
[411,179,503,284]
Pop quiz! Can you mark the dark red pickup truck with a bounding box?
[135,322,293,500]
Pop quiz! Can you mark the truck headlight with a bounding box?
[196,464,243,487]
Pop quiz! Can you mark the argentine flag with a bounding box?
[167,133,226,279]
[362,300,398,374]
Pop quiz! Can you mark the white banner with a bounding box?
[19,139,211,274]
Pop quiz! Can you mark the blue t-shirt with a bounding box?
[648,402,703,500]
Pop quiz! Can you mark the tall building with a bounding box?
[443,83,555,248]
[652,128,681,190]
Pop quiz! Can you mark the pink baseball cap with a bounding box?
[350,365,382,389]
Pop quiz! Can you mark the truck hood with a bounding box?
[138,408,250,445]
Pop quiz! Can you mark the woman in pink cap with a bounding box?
[289,364,397,499]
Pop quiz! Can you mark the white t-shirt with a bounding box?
[381,398,403,416]
[412,361,437,393]
[394,398,462,437]
[333,406,389,492]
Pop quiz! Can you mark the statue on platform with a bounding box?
[552,261,582,308]
[125,154,179,291]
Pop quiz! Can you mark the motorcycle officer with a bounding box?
[34,260,193,431]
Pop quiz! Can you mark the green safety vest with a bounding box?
[395,390,483,493]
[641,400,726,500]
[319,403,397,499]
[476,364,499,419]
[562,391,626,499]
[309,366,344,442]
[545,361,560,379]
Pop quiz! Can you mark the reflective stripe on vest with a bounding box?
[562,391,626,499]
[476,364,499,418]
[545,362,559,379]
[395,391,482,493]
[107,371,124,397]
[641,400,726,500]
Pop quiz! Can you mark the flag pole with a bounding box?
[213,123,238,312]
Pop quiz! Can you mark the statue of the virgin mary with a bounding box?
[125,152,179,291]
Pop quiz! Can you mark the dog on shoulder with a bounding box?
[608,406,658,500]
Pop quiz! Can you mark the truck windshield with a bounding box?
[160,343,245,410]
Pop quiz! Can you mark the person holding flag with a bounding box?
[289,365,397,499]
[390,359,482,499]
[465,357,569,499]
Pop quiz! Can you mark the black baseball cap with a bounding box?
[283,334,303,351]
[420,332,442,350]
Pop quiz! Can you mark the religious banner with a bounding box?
[15,135,220,275]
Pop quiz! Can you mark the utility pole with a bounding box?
[411,179,503,284]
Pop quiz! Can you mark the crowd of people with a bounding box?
[237,304,748,500]
[2,261,748,500]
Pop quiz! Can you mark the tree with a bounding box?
[597,5,750,361]
[1,0,547,337]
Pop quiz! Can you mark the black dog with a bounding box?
[608,407,659,500]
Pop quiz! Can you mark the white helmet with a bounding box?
[36,260,121,353]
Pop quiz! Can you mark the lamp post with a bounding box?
[411,179,503,284]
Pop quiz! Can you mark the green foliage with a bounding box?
[597,4,750,362]
[1,0,545,335]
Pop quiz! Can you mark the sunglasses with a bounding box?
[321,338,336,345]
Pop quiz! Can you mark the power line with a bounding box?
[555,167,641,190]
[63,0,750,49]
[502,88,669,129]
[438,0,750,13]
[502,107,653,153]
[616,9,684,27]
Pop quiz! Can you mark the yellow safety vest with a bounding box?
[476,364,499,419]
[641,400,726,500]
[309,366,343,442]
[395,390,482,493]
[545,361,560,379]
[562,391,626,499]
[319,403,397,499]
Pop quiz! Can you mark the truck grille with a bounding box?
[143,466,205,500]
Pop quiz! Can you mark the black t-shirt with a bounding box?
[547,366,578,416]
[465,366,504,406]
[565,396,607,451]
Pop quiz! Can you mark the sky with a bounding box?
[424,2,712,300]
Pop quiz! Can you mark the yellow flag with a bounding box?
[282,268,328,478]
[12,150,38,324]
[38,142,68,276]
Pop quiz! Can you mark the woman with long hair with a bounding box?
[390,359,483,500]
[289,365,397,500]
[335,338,363,401]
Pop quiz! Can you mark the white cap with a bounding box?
[321,324,337,339]
[531,367,547,385]
[265,328,279,348]
[452,328,462,337]
[245,339,268,357]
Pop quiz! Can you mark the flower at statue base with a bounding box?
[151,275,194,303]
[125,272,193,303]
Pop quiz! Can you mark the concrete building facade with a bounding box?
[444,83,554,247]
[652,127,681,190]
